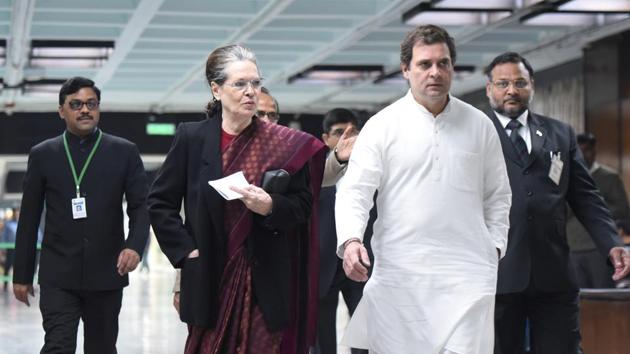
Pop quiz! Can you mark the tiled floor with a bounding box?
[0,249,352,354]
[0,269,188,353]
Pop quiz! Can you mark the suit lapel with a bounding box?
[525,112,546,169]
[488,111,524,167]
[200,117,224,236]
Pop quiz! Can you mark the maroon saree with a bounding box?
[185,118,325,354]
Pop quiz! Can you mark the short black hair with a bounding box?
[484,52,535,81]
[59,76,101,106]
[577,132,596,147]
[400,24,456,68]
[322,108,358,133]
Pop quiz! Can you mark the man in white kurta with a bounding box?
[335,25,511,354]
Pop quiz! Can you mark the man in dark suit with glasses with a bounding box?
[485,52,630,354]
[13,76,149,354]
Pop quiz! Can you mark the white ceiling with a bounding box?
[1,0,629,115]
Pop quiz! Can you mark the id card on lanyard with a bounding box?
[63,130,103,219]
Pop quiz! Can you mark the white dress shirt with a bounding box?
[494,110,532,153]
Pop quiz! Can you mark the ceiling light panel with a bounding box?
[559,0,630,12]
[433,0,515,9]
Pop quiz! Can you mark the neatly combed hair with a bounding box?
[484,52,535,81]
[577,132,596,147]
[322,108,358,133]
[400,24,456,68]
[59,77,101,106]
[205,44,259,115]
[260,86,280,114]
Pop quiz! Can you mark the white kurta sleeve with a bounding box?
[482,124,512,259]
[335,118,383,258]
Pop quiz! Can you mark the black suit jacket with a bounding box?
[567,165,630,251]
[148,117,313,331]
[318,185,374,298]
[488,111,621,293]
[13,130,149,290]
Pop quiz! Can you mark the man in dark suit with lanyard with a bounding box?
[12,76,149,354]
[484,52,630,354]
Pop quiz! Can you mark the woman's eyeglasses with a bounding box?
[225,79,263,91]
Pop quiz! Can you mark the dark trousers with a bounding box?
[571,249,615,288]
[3,249,14,289]
[39,285,123,354]
[494,287,580,354]
[315,261,367,354]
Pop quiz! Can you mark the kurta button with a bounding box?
[527,191,533,197]
[527,216,533,221]
[523,170,529,175]
[83,237,88,242]
[273,231,279,236]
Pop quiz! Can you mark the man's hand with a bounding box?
[187,249,199,259]
[173,292,180,315]
[334,125,358,163]
[342,240,370,282]
[231,184,273,216]
[117,248,141,276]
[609,246,630,281]
[13,283,35,306]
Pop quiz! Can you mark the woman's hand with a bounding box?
[230,184,273,215]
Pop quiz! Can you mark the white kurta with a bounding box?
[335,91,511,354]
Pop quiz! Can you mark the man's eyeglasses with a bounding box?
[256,110,279,121]
[225,79,263,91]
[68,99,100,111]
[492,79,529,90]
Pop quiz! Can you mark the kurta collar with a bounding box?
[404,89,453,119]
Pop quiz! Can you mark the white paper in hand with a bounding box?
[208,171,250,200]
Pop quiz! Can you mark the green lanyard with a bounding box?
[63,130,103,198]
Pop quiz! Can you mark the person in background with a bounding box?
[257,86,280,124]
[567,132,630,288]
[13,76,149,354]
[2,208,18,291]
[149,44,326,354]
[484,52,630,354]
[315,108,369,354]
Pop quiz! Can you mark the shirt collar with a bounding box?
[495,110,529,130]
[65,127,99,145]
[589,161,600,174]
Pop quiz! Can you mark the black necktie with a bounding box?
[506,119,529,163]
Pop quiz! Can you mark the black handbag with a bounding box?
[261,169,290,194]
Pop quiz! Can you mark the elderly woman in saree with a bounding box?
[148,44,326,354]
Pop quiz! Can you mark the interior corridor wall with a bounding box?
[584,29,630,200]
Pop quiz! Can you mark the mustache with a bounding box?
[77,114,93,120]
[503,96,522,103]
